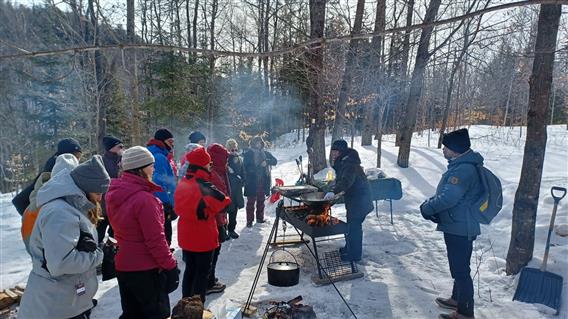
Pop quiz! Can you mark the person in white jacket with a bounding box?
[18,155,110,319]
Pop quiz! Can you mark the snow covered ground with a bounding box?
[1,125,567,318]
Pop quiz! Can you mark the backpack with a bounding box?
[471,165,503,224]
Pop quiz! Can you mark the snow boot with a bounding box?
[228,231,239,239]
[246,222,253,228]
[206,282,226,295]
[435,297,458,311]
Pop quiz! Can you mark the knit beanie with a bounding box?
[442,128,471,154]
[103,135,123,151]
[122,146,155,171]
[188,131,206,144]
[57,138,82,155]
[331,139,348,153]
[154,128,174,142]
[186,147,211,168]
[70,155,111,194]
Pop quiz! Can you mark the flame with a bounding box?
[305,204,339,227]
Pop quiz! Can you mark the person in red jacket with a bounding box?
[106,146,179,319]
[206,143,231,295]
[174,147,231,303]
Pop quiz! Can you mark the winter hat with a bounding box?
[331,139,348,153]
[70,155,111,194]
[185,143,203,154]
[154,128,174,142]
[52,154,80,177]
[103,135,123,151]
[57,138,82,155]
[122,146,155,171]
[442,128,471,154]
[186,147,211,168]
[188,131,206,144]
[207,143,229,168]
[226,139,238,151]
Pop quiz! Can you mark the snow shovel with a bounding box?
[513,186,566,313]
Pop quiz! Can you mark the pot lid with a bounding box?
[267,262,299,271]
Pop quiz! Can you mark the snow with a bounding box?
[1,125,567,318]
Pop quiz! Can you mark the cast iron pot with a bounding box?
[267,250,300,287]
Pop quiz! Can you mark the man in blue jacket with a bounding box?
[420,128,483,319]
[147,128,177,245]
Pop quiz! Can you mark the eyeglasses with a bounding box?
[230,149,238,152]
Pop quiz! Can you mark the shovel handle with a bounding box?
[541,186,565,271]
[551,186,567,203]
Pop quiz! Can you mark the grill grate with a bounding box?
[319,250,358,279]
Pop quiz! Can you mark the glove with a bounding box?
[419,201,439,223]
[323,192,335,200]
[77,231,97,252]
[163,203,178,221]
[162,266,180,293]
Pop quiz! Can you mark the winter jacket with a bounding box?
[21,154,79,256]
[332,148,374,220]
[105,172,177,272]
[227,153,245,211]
[243,148,277,197]
[101,150,121,217]
[208,144,231,226]
[179,143,203,179]
[420,150,484,238]
[18,170,103,319]
[174,167,231,252]
[147,139,177,207]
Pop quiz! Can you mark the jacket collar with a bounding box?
[122,172,163,193]
[147,139,171,153]
[186,166,211,181]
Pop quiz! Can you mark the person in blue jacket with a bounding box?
[420,128,483,319]
[147,128,177,246]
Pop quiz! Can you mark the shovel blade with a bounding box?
[513,267,563,313]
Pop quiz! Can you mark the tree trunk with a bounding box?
[330,0,365,142]
[307,0,326,173]
[506,4,561,276]
[361,0,385,146]
[396,0,441,168]
[192,0,199,49]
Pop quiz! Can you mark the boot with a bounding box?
[435,297,458,311]
[229,231,240,239]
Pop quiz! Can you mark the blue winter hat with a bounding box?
[188,131,206,144]
[442,128,471,154]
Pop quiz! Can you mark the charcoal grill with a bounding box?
[273,201,362,284]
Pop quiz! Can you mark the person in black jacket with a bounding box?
[225,139,245,239]
[97,135,124,243]
[11,138,82,215]
[242,136,277,227]
[324,140,373,262]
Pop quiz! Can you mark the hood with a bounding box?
[338,148,361,166]
[147,139,169,155]
[449,149,484,167]
[207,143,229,170]
[36,170,93,212]
[52,153,80,177]
[106,172,163,205]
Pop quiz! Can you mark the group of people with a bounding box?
[13,126,482,319]
[13,129,277,319]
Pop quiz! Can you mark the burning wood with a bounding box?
[305,205,339,227]
[263,296,316,319]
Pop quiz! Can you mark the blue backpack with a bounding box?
[471,165,503,224]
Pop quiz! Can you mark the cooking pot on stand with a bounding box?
[267,250,300,287]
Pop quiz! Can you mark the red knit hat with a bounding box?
[186,147,211,168]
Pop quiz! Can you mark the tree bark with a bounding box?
[396,0,441,168]
[330,0,365,142]
[307,0,326,173]
[506,4,561,276]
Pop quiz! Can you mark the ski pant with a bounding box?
[164,219,172,246]
[444,233,475,318]
[345,213,366,261]
[208,245,221,288]
[182,250,215,302]
[228,207,238,232]
[116,269,170,319]
[246,188,266,222]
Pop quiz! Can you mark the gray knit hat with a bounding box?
[70,155,111,194]
[122,146,155,171]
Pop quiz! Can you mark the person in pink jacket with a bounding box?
[106,146,179,319]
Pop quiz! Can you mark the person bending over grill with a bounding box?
[324,140,373,262]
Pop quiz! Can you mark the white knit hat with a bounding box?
[122,146,155,171]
